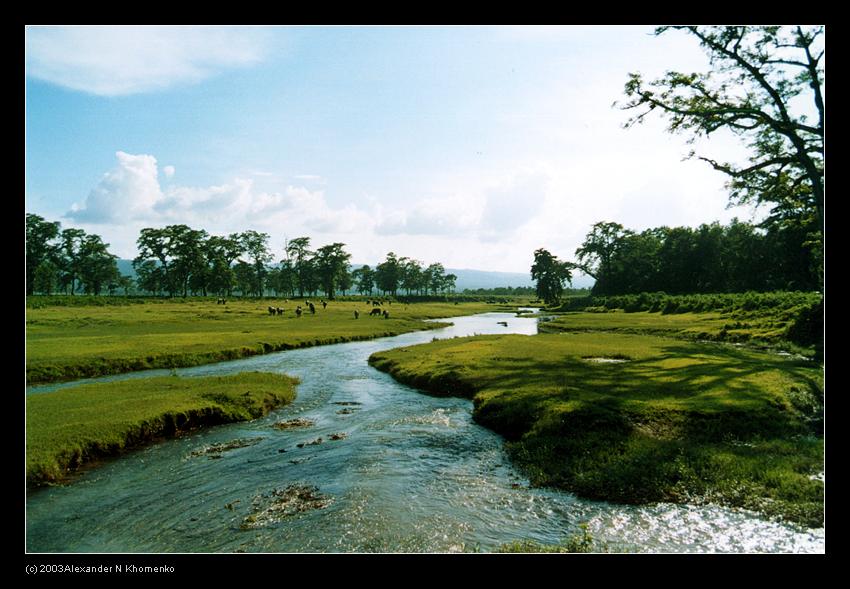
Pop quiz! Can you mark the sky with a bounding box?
[25,25,763,278]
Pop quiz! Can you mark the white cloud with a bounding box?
[25,25,270,96]
[69,151,163,222]
[162,165,175,178]
[374,194,481,236]
[65,151,377,257]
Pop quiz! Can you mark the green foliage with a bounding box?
[531,248,572,305]
[551,290,821,353]
[497,524,598,553]
[26,372,298,485]
[619,26,824,237]
[370,329,824,527]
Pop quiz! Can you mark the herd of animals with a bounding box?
[215,297,393,319]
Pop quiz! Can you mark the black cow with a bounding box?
[369,308,382,316]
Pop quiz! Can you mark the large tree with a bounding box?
[619,26,824,268]
[285,237,313,298]
[238,230,272,297]
[315,242,351,299]
[531,248,572,305]
[352,265,375,296]
[26,213,61,295]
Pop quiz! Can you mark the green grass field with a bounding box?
[542,309,807,351]
[26,372,298,486]
[25,299,496,384]
[369,331,824,527]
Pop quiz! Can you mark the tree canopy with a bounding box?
[618,26,824,288]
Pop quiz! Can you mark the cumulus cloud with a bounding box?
[69,151,163,222]
[25,25,269,96]
[162,165,175,178]
[66,151,375,241]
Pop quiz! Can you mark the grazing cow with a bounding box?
[354,310,360,319]
[373,301,382,307]
[322,301,327,309]
[276,307,284,316]
[268,306,276,316]
[296,306,303,318]
[369,308,382,316]
[309,303,316,314]
[382,310,389,319]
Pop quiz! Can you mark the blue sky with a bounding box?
[25,25,761,275]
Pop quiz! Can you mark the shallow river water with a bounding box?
[26,311,824,553]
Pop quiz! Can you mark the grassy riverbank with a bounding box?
[25,299,495,384]
[369,332,824,527]
[26,372,298,486]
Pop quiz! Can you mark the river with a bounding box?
[26,311,824,553]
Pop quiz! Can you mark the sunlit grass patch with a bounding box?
[26,372,298,485]
[369,331,823,526]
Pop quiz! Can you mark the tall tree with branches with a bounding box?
[618,26,824,270]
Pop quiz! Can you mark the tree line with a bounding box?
[532,218,821,304]
[26,215,458,299]
[26,213,128,296]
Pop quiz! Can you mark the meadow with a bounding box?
[26,372,298,486]
[25,298,497,384]
[369,329,824,527]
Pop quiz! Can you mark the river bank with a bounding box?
[26,300,497,384]
[368,331,824,528]
[26,372,298,486]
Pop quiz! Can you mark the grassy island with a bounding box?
[369,331,824,527]
[26,371,298,486]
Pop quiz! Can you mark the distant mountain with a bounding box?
[445,268,594,291]
[115,260,594,291]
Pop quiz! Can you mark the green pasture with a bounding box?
[25,298,495,384]
[26,372,298,486]
[369,331,824,527]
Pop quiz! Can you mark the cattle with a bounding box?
[369,308,382,316]
[354,310,360,319]
[268,306,276,316]
[382,310,390,319]
[216,298,227,305]
[296,306,303,318]
[322,301,327,309]
[276,307,284,316]
[309,303,316,314]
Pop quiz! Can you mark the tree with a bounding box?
[238,230,271,297]
[26,213,60,296]
[619,26,824,279]
[425,262,447,295]
[399,257,424,295]
[233,261,255,297]
[531,248,572,305]
[375,252,402,296]
[285,237,313,298]
[574,221,632,294]
[352,265,375,296]
[315,242,351,299]
[442,273,458,294]
[77,234,119,295]
[57,228,87,295]
[205,235,243,297]
[33,260,59,295]
[135,228,174,296]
